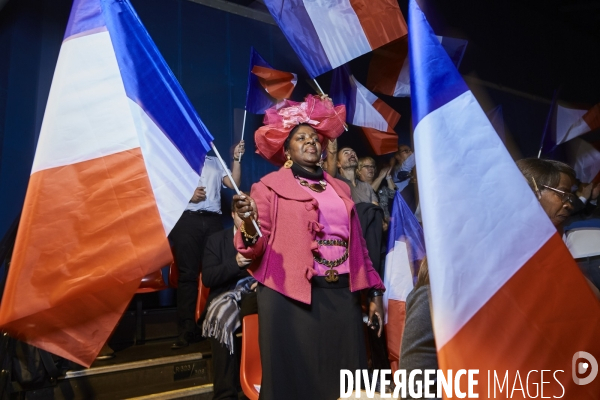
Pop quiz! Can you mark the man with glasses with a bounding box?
[518,159,577,229]
[391,145,415,190]
[517,158,600,299]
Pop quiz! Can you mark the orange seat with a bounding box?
[195,273,210,322]
[136,269,168,293]
[168,261,179,288]
[240,314,261,400]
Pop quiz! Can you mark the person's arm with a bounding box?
[325,138,338,177]
[190,187,206,203]
[368,293,384,337]
[233,182,272,263]
[400,152,416,172]
[223,140,244,189]
[370,185,379,205]
[584,183,600,216]
[202,235,248,288]
[370,167,390,192]
[386,175,396,190]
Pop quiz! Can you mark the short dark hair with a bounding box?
[337,147,354,157]
[283,123,313,152]
[516,158,576,191]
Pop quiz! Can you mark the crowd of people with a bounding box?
[164,94,599,400]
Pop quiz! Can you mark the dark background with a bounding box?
[1,0,599,238]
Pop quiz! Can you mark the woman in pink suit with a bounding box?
[233,95,385,400]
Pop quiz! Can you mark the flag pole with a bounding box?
[537,89,559,159]
[313,78,348,131]
[238,108,247,162]
[210,142,262,237]
[312,78,325,96]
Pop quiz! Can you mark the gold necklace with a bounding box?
[295,176,327,193]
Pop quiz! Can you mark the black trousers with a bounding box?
[209,337,241,400]
[210,292,258,400]
[257,276,366,400]
[169,211,223,328]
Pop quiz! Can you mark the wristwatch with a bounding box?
[368,289,383,298]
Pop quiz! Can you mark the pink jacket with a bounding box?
[234,167,385,304]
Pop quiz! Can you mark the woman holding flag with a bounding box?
[232,95,385,399]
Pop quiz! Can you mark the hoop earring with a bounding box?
[284,155,293,169]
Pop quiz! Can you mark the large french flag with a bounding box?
[330,65,400,155]
[367,35,467,97]
[262,0,407,78]
[410,0,600,397]
[383,192,425,373]
[0,0,212,367]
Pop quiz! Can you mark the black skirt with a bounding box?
[256,274,367,400]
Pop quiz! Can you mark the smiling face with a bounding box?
[539,172,575,228]
[284,125,322,171]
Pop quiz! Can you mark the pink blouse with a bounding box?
[296,177,350,276]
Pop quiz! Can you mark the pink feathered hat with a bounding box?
[254,94,346,166]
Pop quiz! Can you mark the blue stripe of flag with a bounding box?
[409,0,468,127]
[387,191,426,278]
[263,0,331,78]
[64,0,106,40]
[245,48,277,114]
[330,65,356,125]
[101,0,213,173]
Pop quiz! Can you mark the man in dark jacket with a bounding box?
[201,208,257,400]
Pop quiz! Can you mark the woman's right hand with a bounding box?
[378,166,391,179]
[236,252,252,268]
[233,193,257,225]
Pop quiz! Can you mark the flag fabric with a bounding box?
[557,103,600,144]
[383,191,426,373]
[409,0,600,397]
[245,48,277,114]
[262,0,407,78]
[543,102,600,153]
[251,66,297,101]
[566,137,600,183]
[486,105,506,144]
[0,0,213,367]
[245,48,297,114]
[367,35,467,97]
[330,65,400,154]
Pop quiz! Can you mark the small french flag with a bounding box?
[245,47,297,114]
[262,0,407,78]
[0,0,213,367]
[367,35,467,97]
[330,65,400,155]
[545,102,600,152]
